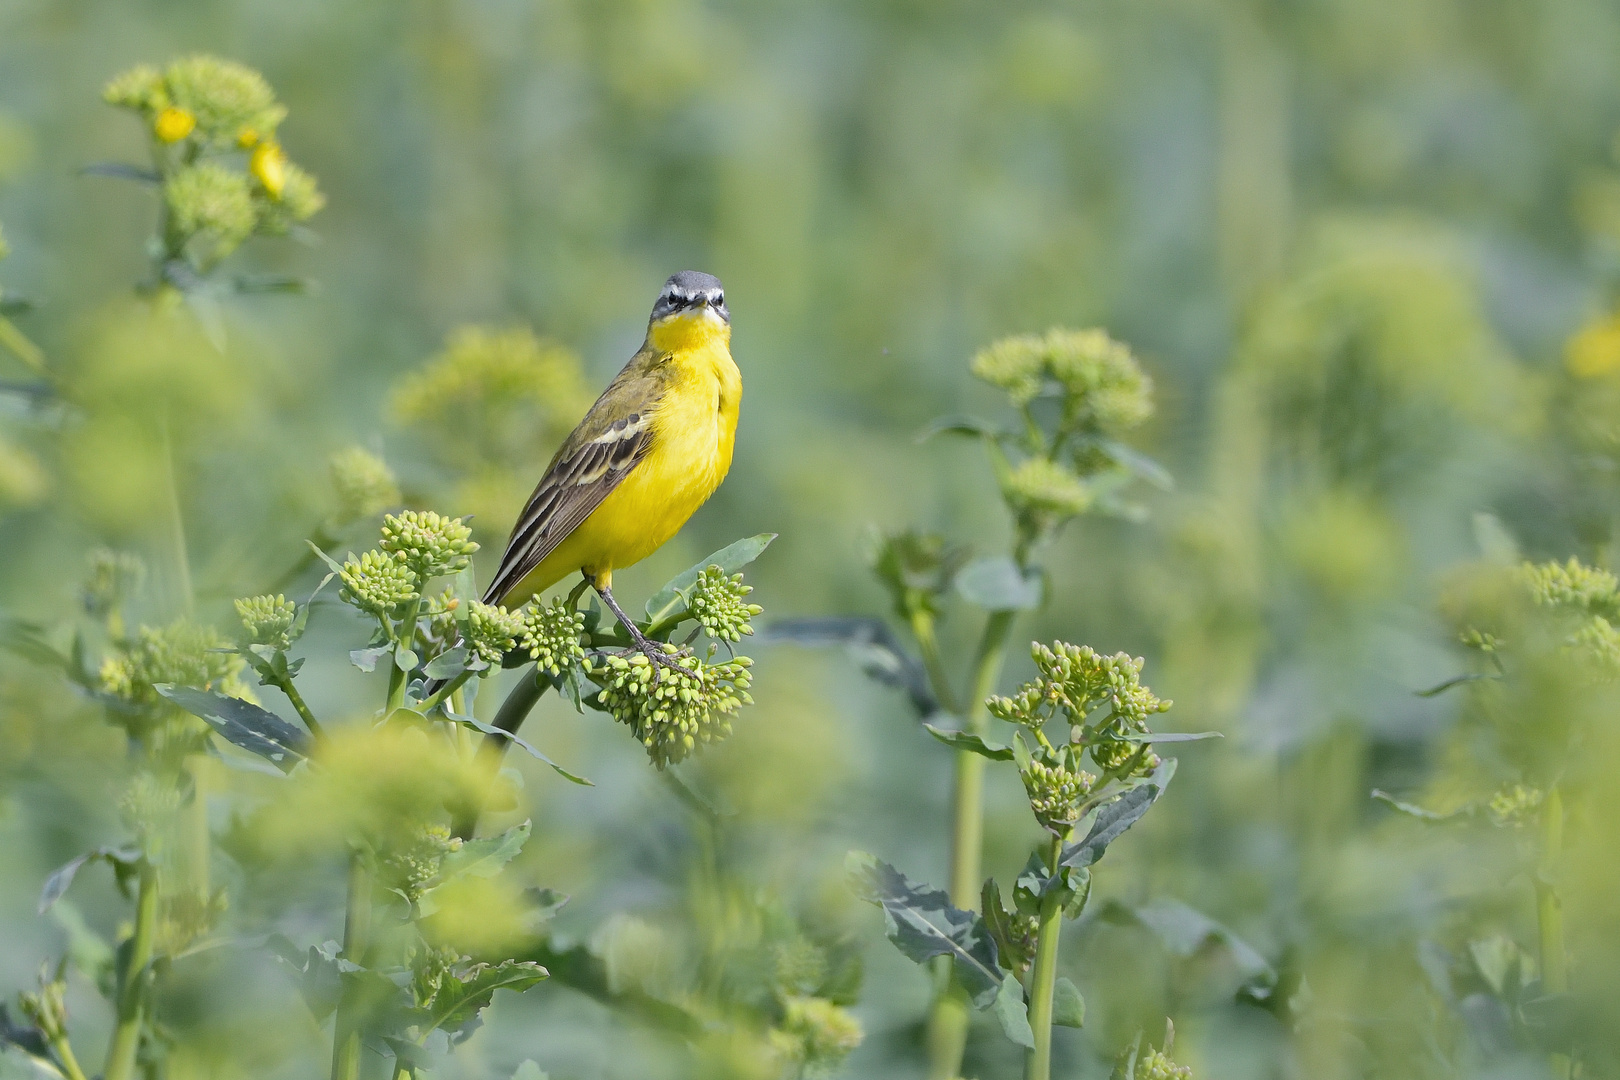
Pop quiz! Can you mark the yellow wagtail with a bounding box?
[482,270,741,668]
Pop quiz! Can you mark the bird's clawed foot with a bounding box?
[593,579,694,680]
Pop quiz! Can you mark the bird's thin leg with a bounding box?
[594,582,691,676]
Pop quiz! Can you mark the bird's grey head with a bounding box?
[650,270,728,324]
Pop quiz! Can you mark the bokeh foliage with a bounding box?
[5,1,1620,1078]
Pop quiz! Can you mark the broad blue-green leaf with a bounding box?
[644,533,775,625]
[445,710,592,786]
[1098,898,1275,1000]
[394,646,419,673]
[423,647,469,681]
[765,616,937,717]
[955,556,1042,611]
[847,852,1002,1008]
[415,959,549,1041]
[435,821,529,883]
[1060,759,1176,869]
[155,684,309,771]
[993,975,1035,1048]
[350,645,391,673]
[38,846,140,914]
[1053,977,1086,1028]
[924,723,1014,760]
[1110,730,1223,744]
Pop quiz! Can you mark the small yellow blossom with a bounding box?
[154,106,196,143]
[1566,314,1620,379]
[250,141,287,199]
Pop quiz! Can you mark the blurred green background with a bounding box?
[5,1,1620,1078]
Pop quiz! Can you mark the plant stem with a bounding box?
[1537,785,1570,1077]
[48,1032,89,1080]
[329,851,373,1080]
[277,675,327,743]
[103,858,158,1080]
[909,608,960,715]
[1025,838,1065,1080]
[385,596,423,712]
[451,668,550,839]
[926,608,1017,1080]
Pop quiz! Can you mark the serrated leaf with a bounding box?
[156,684,309,771]
[993,975,1036,1048]
[924,723,1014,760]
[847,852,1002,1008]
[266,935,345,1022]
[645,533,775,625]
[416,959,548,1040]
[38,846,140,914]
[765,616,937,717]
[350,645,391,673]
[1052,977,1086,1027]
[445,710,591,786]
[1060,759,1176,869]
[438,821,530,882]
[956,556,1042,611]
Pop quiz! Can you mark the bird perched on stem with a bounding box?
[481,270,741,670]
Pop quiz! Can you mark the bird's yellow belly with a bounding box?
[507,355,737,605]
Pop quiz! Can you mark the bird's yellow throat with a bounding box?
[647,308,731,354]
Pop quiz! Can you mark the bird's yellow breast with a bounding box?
[517,312,740,599]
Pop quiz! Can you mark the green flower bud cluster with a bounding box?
[1139,1047,1192,1080]
[104,56,324,261]
[594,651,753,768]
[770,996,864,1073]
[105,56,286,143]
[165,163,257,254]
[408,944,468,1009]
[519,600,587,677]
[1090,736,1147,773]
[1022,756,1095,830]
[871,529,970,618]
[235,594,296,649]
[328,445,400,527]
[688,565,763,642]
[1487,782,1544,828]
[773,938,830,998]
[465,600,523,664]
[1001,456,1094,520]
[972,327,1153,433]
[1572,614,1620,677]
[158,885,228,954]
[1523,558,1620,616]
[338,550,419,615]
[83,548,146,620]
[417,590,462,650]
[380,510,478,579]
[382,824,463,901]
[18,969,69,1044]
[100,620,251,708]
[988,641,1171,735]
[119,772,184,836]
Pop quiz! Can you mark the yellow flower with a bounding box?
[236,126,260,149]
[1566,314,1620,379]
[250,141,287,199]
[153,106,196,143]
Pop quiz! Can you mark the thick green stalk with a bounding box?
[48,1033,89,1080]
[1537,786,1570,1077]
[451,668,550,839]
[927,608,1017,1080]
[909,608,960,715]
[385,597,423,711]
[276,675,326,743]
[103,859,158,1080]
[329,852,373,1080]
[1024,839,1065,1080]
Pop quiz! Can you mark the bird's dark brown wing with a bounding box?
[481,345,669,605]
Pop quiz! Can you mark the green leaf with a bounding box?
[445,710,592,786]
[1097,899,1275,1000]
[437,821,530,882]
[846,852,1002,1008]
[512,1062,550,1080]
[38,846,140,914]
[80,162,162,183]
[266,936,347,1022]
[0,614,70,670]
[981,878,1030,973]
[1414,672,1499,697]
[1111,730,1223,744]
[644,533,776,625]
[1060,759,1176,869]
[765,616,937,717]
[955,556,1042,611]
[916,414,1002,442]
[1052,977,1086,1027]
[1371,789,1479,824]
[924,723,1014,760]
[415,959,548,1040]
[1092,437,1174,490]
[993,974,1035,1048]
[350,645,391,673]
[394,646,419,673]
[155,684,309,771]
[423,647,469,681]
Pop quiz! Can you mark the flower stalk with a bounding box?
[103,858,158,1080]
[329,850,374,1080]
[1024,838,1065,1080]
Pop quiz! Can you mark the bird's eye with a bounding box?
[715,293,724,306]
